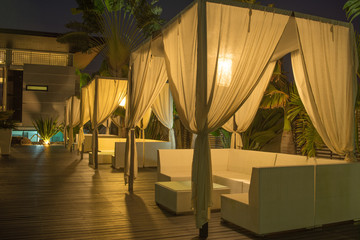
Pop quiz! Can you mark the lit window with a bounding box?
[26,85,48,91]
[12,50,68,66]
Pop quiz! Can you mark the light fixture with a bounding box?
[43,140,50,145]
[216,56,232,87]
[119,97,126,107]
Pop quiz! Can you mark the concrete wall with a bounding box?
[22,64,79,127]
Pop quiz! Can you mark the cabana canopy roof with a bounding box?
[122,0,358,231]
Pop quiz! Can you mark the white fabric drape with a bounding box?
[222,61,276,149]
[136,108,152,130]
[125,41,168,184]
[78,86,91,151]
[88,78,127,129]
[65,96,81,150]
[152,84,175,149]
[103,118,112,134]
[291,17,358,161]
[88,78,127,166]
[162,1,289,227]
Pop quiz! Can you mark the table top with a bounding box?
[156,181,229,191]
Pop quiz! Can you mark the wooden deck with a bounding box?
[1,145,360,239]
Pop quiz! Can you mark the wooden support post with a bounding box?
[128,129,134,192]
[93,77,99,169]
[197,0,209,238]
[94,128,98,169]
[69,97,74,152]
[64,106,67,148]
[199,222,208,239]
[2,66,7,111]
[128,64,134,192]
[80,143,84,160]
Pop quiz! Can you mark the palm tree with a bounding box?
[287,86,324,157]
[241,108,283,151]
[344,0,360,23]
[58,0,163,77]
[259,59,296,153]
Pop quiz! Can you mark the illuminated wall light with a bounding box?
[119,97,126,107]
[216,57,232,87]
[26,85,48,91]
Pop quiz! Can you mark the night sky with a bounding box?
[0,0,354,33]
[0,0,355,73]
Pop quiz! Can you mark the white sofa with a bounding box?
[158,149,360,234]
[221,165,316,234]
[157,149,316,193]
[78,134,125,153]
[80,134,125,164]
[221,161,360,235]
[113,139,172,169]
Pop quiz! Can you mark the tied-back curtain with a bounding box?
[124,41,168,184]
[162,1,289,227]
[78,86,91,151]
[111,115,121,128]
[292,17,358,161]
[152,84,175,149]
[64,98,70,148]
[136,108,152,130]
[222,61,276,148]
[66,96,81,150]
[89,78,127,129]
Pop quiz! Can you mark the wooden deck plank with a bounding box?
[0,145,360,239]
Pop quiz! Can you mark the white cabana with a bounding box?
[126,0,357,232]
[78,86,90,153]
[78,76,127,167]
[64,96,81,151]
[152,84,175,149]
[124,40,168,189]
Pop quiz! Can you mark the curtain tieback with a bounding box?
[345,151,357,162]
[248,8,252,32]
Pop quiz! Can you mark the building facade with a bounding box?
[0,29,80,130]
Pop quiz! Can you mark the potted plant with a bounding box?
[0,110,16,155]
[32,116,62,145]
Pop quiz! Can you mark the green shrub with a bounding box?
[32,117,63,144]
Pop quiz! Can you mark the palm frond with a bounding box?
[260,84,289,109]
[241,109,283,150]
[344,0,360,22]
[287,85,324,157]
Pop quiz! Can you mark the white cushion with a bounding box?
[275,153,308,166]
[228,149,276,175]
[211,149,230,171]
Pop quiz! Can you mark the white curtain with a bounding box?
[88,78,127,166]
[88,78,127,129]
[136,108,152,130]
[125,41,168,184]
[291,17,358,161]
[65,96,81,150]
[78,86,91,151]
[222,61,276,148]
[152,84,175,149]
[162,1,289,227]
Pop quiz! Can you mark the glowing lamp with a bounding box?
[44,140,50,145]
[216,57,232,87]
[119,97,126,107]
